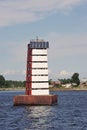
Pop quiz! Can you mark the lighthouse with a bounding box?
[14,38,57,105]
[26,38,49,95]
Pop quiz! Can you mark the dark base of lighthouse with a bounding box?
[13,95,57,106]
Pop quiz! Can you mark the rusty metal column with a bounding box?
[26,44,32,95]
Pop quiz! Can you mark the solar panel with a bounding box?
[29,41,49,49]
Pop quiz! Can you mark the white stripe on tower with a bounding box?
[32,49,49,95]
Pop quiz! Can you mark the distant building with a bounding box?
[61,83,72,88]
[80,78,87,86]
[50,80,61,87]
[80,78,87,83]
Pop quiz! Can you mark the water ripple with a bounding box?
[0,91,87,130]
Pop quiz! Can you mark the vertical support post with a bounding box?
[26,44,32,95]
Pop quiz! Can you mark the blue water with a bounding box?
[0,90,87,130]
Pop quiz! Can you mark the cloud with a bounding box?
[1,69,26,76]
[1,69,26,80]
[48,69,73,80]
[0,0,85,27]
[2,70,16,75]
[59,70,72,77]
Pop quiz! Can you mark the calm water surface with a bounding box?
[0,90,87,130]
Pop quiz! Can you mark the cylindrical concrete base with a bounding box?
[14,95,57,106]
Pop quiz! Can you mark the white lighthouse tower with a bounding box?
[14,38,57,106]
[26,38,49,95]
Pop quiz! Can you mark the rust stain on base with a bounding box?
[14,95,57,106]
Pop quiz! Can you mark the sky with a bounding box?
[0,0,87,81]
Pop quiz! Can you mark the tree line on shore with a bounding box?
[0,75,25,88]
[49,73,80,87]
[0,72,80,88]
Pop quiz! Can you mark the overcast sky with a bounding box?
[0,0,87,81]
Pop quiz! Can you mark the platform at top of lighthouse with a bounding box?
[28,39,49,49]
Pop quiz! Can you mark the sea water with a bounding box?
[0,90,87,130]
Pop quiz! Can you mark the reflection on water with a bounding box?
[25,106,57,130]
[26,106,51,117]
[0,91,87,130]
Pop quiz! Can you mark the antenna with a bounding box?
[36,36,38,42]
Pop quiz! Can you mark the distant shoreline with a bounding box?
[50,86,87,91]
[0,87,25,91]
[0,86,87,91]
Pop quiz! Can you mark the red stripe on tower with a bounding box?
[26,44,32,95]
